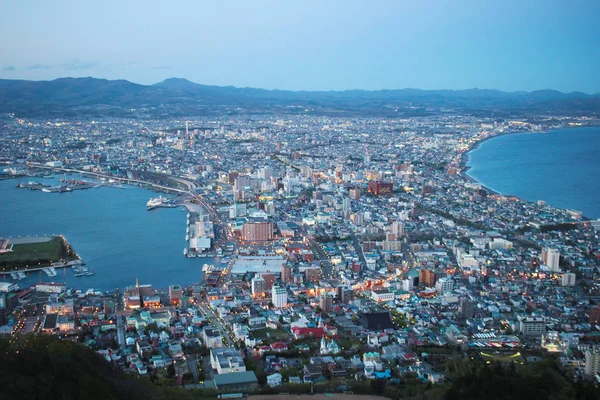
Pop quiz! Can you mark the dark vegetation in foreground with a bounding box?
[1,335,600,400]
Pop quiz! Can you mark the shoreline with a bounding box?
[459,125,598,219]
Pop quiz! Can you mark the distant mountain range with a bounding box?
[0,77,599,117]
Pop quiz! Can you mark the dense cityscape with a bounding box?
[1,108,600,399]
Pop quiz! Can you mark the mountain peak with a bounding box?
[154,77,198,89]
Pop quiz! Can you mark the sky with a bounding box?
[1,0,599,93]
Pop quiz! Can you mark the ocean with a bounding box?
[466,126,600,219]
[0,175,215,291]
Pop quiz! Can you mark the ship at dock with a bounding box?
[147,195,169,210]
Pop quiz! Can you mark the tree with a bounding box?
[166,363,176,378]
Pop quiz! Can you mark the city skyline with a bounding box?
[1,0,599,93]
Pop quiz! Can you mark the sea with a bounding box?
[466,126,600,219]
[0,174,216,291]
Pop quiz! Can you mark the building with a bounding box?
[542,247,560,272]
[212,371,258,392]
[260,272,276,291]
[435,277,453,294]
[371,289,394,303]
[251,276,266,298]
[319,294,333,313]
[591,306,600,325]
[267,373,282,387]
[242,221,273,242]
[304,267,322,283]
[390,221,405,236]
[585,347,600,376]
[349,188,361,200]
[518,316,546,337]
[203,327,223,348]
[561,272,576,287]
[169,285,183,306]
[271,285,287,308]
[210,347,246,374]
[33,282,65,293]
[419,269,436,288]
[460,297,474,319]
[281,265,293,284]
[368,181,393,196]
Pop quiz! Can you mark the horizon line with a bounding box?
[0,75,599,96]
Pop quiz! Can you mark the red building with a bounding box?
[368,181,393,196]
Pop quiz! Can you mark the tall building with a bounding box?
[272,285,287,308]
[251,276,266,298]
[585,347,600,376]
[349,188,361,200]
[319,294,333,313]
[435,277,453,294]
[169,285,183,306]
[242,221,273,242]
[419,269,436,288]
[304,267,322,283]
[342,198,351,211]
[590,306,600,325]
[390,221,405,236]
[542,247,560,272]
[351,212,364,227]
[460,297,474,319]
[281,265,293,284]
[260,273,276,291]
[561,272,576,287]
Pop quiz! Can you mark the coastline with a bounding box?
[459,126,599,220]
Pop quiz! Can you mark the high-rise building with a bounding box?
[460,297,474,319]
[260,273,276,291]
[242,221,273,242]
[419,269,436,288]
[342,198,351,211]
[590,306,600,325]
[435,277,453,294]
[351,212,364,226]
[585,347,600,376]
[169,285,183,306]
[251,276,265,298]
[542,247,560,272]
[561,272,576,287]
[349,188,361,200]
[390,221,405,236]
[319,294,333,313]
[281,265,293,284]
[272,285,287,308]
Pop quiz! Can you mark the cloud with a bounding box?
[21,59,101,71]
[2,65,16,71]
[26,63,54,70]
[61,60,101,70]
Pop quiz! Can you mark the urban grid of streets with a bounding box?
[1,112,600,388]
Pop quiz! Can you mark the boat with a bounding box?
[17,272,26,280]
[147,195,168,210]
[183,248,188,256]
[202,264,215,272]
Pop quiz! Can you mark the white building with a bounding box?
[518,316,546,337]
[267,373,282,387]
[210,347,246,375]
[544,248,560,272]
[561,272,576,287]
[371,289,394,303]
[435,277,454,294]
[272,285,287,308]
[251,276,266,297]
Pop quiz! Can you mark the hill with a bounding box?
[1,77,599,117]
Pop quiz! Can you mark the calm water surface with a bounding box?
[467,126,600,219]
[0,175,214,291]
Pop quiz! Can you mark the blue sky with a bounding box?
[1,0,599,92]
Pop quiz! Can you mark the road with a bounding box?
[197,301,237,348]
